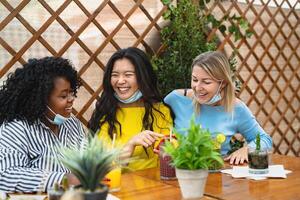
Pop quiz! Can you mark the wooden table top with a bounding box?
[114,154,300,200]
[112,170,216,200]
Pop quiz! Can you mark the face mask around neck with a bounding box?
[114,90,143,104]
[46,106,69,125]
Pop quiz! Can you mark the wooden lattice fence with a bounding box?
[0,0,299,156]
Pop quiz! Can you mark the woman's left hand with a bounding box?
[224,146,248,165]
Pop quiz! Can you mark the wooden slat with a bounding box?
[2,0,57,56]
[73,0,120,50]
[133,5,167,47]
[0,0,73,77]
[55,0,109,61]
[210,0,300,156]
[0,37,26,64]
[77,0,144,78]
[0,0,30,31]
[38,0,106,69]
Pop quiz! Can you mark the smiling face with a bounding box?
[191,66,222,105]
[46,77,74,119]
[110,58,139,100]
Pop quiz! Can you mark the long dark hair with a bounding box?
[88,47,172,139]
[0,57,81,124]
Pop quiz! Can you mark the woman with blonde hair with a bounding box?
[164,51,272,165]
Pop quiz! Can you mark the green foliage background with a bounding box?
[152,0,252,96]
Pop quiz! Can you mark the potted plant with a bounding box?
[248,133,269,174]
[48,135,120,200]
[163,119,224,199]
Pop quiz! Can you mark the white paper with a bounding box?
[107,193,120,200]
[220,169,233,175]
[221,165,291,180]
[9,194,46,200]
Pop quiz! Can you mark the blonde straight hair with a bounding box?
[192,51,235,114]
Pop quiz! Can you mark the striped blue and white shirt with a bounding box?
[0,115,85,193]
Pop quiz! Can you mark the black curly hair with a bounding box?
[0,56,81,124]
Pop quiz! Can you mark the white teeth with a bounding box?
[118,87,130,93]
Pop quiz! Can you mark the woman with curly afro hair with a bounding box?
[0,57,84,193]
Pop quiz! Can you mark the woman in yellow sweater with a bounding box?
[88,47,173,171]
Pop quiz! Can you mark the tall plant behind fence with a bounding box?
[0,0,299,156]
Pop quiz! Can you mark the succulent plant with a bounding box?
[60,135,119,192]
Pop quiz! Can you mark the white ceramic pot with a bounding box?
[175,168,209,199]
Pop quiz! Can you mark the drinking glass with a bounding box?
[159,141,176,180]
[105,167,121,192]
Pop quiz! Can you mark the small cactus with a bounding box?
[255,133,261,151]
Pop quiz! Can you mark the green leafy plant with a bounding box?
[163,118,224,170]
[152,0,252,96]
[60,135,120,192]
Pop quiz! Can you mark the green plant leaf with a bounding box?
[161,0,171,5]
[228,25,238,34]
[163,118,224,170]
[245,29,253,38]
[240,19,249,29]
[59,136,121,191]
[162,10,171,19]
[219,25,226,33]
[234,30,242,42]
[151,0,248,96]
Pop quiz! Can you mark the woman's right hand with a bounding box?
[128,130,164,148]
[121,130,164,159]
